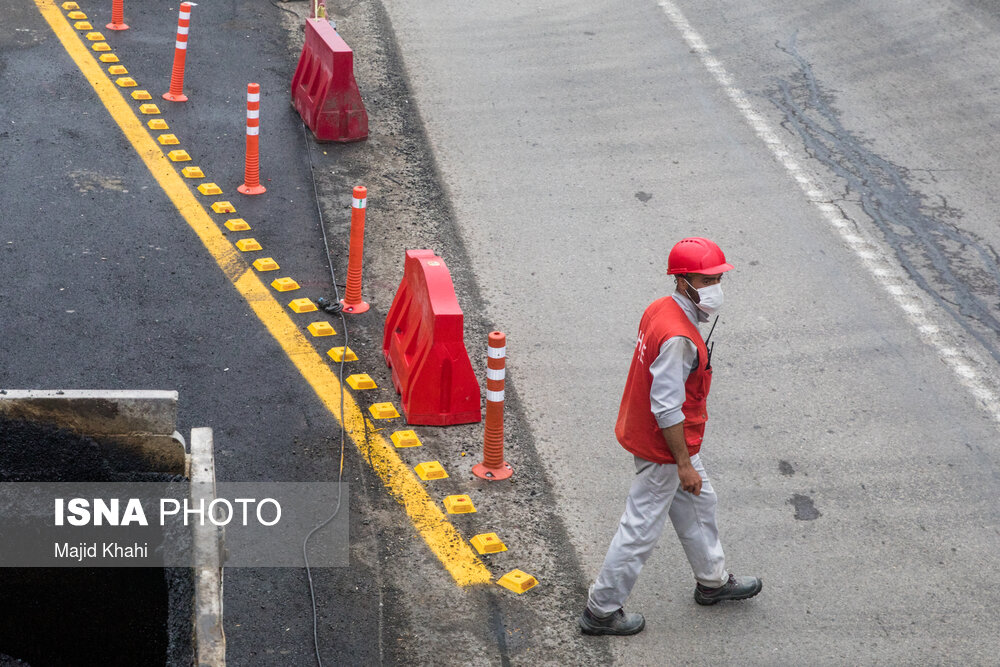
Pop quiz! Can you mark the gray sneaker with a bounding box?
[579,607,645,636]
[694,573,763,605]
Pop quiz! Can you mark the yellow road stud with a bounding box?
[86,32,105,41]
[73,21,92,30]
[197,183,223,196]
[443,495,476,514]
[67,11,86,19]
[224,217,249,230]
[307,322,336,337]
[236,238,262,252]
[107,65,127,75]
[470,533,507,555]
[289,298,318,314]
[168,151,192,163]
[63,3,81,10]
[497,570,538,594]
[390,430,422,448]
[92,42,110,52]
[131,90,152,101]
[327,347,357,362]
[414,461,448,481]
[157,134,179,145]
[346,373,376,389]
[99,54,120,63]
[211,201,235,213]
[140,103,161,115]
[182,166,205,179]
[253,258,279,272]
[147,119,169,131]
[271,277,299,292]
[115,77,136,87]
[369,403,400,419]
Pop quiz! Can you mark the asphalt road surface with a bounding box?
[3,0,1000,665]
[376,0,1000,664]
[1,1,391,664]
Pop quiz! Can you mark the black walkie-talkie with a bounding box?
[704,316,719,370]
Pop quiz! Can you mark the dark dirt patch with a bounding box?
[788,493,821,521]
[0,417,193,666]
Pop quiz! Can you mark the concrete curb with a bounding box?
[191,426,226,667]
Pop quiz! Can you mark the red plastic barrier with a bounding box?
[382,250,482,426]
[291,19,368,143]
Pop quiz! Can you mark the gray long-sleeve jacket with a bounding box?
[648,292,702,428]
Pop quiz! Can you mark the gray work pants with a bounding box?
[587,453,728,615]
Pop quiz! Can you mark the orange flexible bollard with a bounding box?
[340,186,370,314]
[238,83,266,195]
[106,0,128,30]
[163,3,192,102]
[473,331,513,480]
[310,0,327,19]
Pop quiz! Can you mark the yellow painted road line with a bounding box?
[35,0,491,587]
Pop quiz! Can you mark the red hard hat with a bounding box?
[667,237,734,275]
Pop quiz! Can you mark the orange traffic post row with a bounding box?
[163,2,192,102]
[238,83,266,195]
[473,331,513,480]
[340,186,369,314]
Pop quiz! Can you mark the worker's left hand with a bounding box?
[677,463,702,496]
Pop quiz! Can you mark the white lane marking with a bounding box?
[657,0,1000,425]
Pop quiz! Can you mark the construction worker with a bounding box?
[579,237,762,636]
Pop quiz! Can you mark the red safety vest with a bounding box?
[615,296,712,464]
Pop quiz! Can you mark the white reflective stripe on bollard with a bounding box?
[486,389,505,403]
[246,126,259,136]
[486,367,505,381]
[487,346,506,359]
[246,110,259,119]
[175,40,187,49]
[247,93,260,103]
[352,197,367,209]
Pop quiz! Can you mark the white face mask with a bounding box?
[691,283,723,316]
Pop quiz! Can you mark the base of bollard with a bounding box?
[106,22,129,30]
[162,92,188,103]
[340,299,370,314]
[472,461,513,481]
[238,183,267,195]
